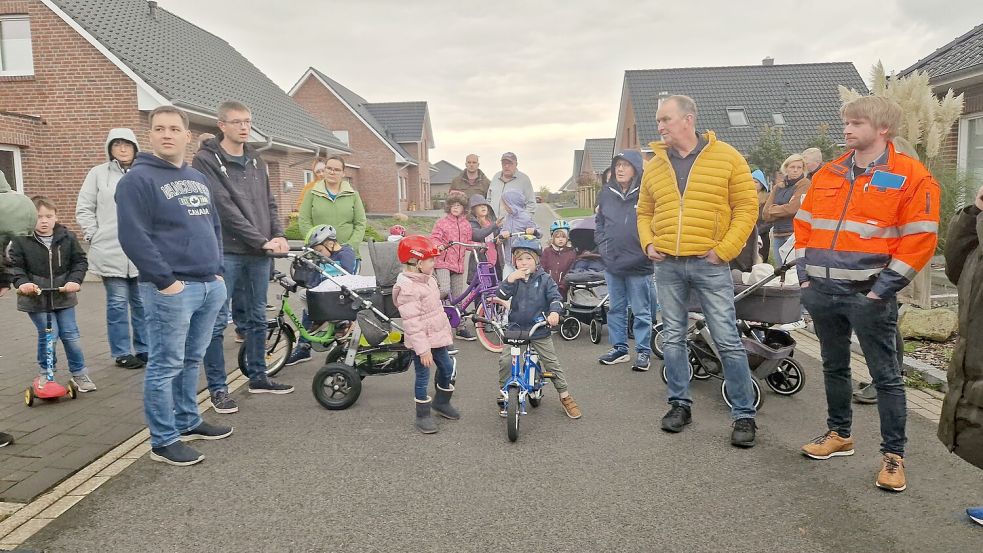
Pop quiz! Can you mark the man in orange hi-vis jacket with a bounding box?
[794,96,940,494]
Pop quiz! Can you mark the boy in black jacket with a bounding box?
[496,238,581,419]
[8,196,95,392]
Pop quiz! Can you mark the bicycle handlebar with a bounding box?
[446,241,488,251]
[472,317,550,337]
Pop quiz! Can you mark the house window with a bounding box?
[959,113,983,184]
[727,108,749,127]
[0,15,34,76]
[398,176,407,200]
[0,145,24,193]
[302,170,314,184]
[771,113,786,126]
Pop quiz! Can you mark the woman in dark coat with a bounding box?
[940,184,983,526]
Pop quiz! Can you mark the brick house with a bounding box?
[614,61,868,155]
[0,0,349,235]
[900,22,983,180]
[289,68,435,214]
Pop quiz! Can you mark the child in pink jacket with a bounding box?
[430,192,473,341]
[393,235,460,434]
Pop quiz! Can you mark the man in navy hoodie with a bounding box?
[116,106,233,466]
[595,150,657,371]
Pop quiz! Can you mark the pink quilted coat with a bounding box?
[431,213,472,273]
[392,271,454,355]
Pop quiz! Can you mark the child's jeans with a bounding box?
[28,307,87,375]
[413,346,454,401]
[498,335,567,394]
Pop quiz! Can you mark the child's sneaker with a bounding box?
[967,507,983,526]
[284,345,312,366]
[71,374,97,393]
[560,395,581,419]
[456,327,477,341]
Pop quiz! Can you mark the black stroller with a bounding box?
[559,218,611,343]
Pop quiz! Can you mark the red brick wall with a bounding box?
[0,111,42,194]
[291,76,401,214]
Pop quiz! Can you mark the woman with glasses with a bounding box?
[298,155,367,272]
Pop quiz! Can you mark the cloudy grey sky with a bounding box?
[158,0,983,190]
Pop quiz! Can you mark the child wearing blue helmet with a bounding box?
[496,237,581,419]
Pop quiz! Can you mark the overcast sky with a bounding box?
[158,0,983,191]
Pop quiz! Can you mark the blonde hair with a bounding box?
[840,96,902,140]
[801,147,822,164]
[780,153,806,174]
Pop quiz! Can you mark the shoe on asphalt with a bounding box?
[115,355,145,370]
[777,319,807,331]
[181,421,233,442]
[599,347,630,365]
[731,418,757,448]
[234,332,245,344]
[456,327,477,341]
[210,391,239,414]
[853,382,878,404]
[136,352,148,364]
[415,397,438,434]
[284,345,313,366]
[248,378,295,394]
[967,507,983,526]
[266,303,275,311]
[875,453,907,492]
[661,404,692,433]
[0,432,13,448]
[560,395,582,419]
[150,441,204,466]
[447,346,459,356]
[71,374,97,393]
[632,352,651,372]
[801,430,855,460]
[432,385,461,420]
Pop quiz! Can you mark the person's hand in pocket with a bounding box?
[160,281,185,295]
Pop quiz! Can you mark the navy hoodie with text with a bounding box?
[115,152,223,290]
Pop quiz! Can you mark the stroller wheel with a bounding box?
[312,363,362,410]
[589,320,602,344]
[660,356,695,384]
[627,311,635,340]
[764,358,806,395]
[651,322,665,359]
[691,351,713,380]
[559,317,581,341]
[721,377,763,411]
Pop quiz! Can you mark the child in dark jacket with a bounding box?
[540,219,577,299]
[8,196,95,391]
[496,239,581,419]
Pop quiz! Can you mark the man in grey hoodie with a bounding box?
[76,128,148,370]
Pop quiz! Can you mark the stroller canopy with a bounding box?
[366,240,402,288]
[568,217,596,253]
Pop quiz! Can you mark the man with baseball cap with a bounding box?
[487,152,536,217]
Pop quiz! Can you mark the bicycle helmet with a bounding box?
[397,235,440,263]
[549,219,571,234]
[305,224,337,247]
[511,237,542,258]
[389,224,406,237]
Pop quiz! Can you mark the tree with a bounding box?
[748,125,787,178]
[537,185,552,201]
[805,122,842,161]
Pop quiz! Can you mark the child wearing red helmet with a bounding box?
[393,235,460,434]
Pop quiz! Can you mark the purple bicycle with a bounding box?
[442,241,509,353]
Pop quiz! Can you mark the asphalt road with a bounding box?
[22,332,982,552]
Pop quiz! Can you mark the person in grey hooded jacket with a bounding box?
[75,128,147,370]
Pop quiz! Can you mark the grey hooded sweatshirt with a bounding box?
[75,128,141,278]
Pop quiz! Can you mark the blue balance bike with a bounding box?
[477,316,553,442]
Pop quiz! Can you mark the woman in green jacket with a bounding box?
[298,156,367,269]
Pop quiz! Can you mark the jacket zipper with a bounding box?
[673,144,709,255]
[827,177,859,278]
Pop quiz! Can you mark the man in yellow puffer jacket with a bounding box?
[637,95,760,448]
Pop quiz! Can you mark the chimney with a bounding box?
[762,56,774,66]
[148,1,158,19]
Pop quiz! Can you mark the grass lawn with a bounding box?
[555,207,594,218]
[365,215,439,241]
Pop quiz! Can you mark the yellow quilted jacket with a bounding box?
[636,131,758,261]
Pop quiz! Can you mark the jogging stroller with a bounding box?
[654,261,805,410]
[558,218,612,343]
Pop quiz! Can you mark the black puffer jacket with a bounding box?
[8,225,88,313]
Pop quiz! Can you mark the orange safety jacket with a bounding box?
[793,142,939,298]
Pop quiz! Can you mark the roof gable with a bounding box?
[584,139,615,173]
[429,160,461,185]
[364,102,433,146]
[48,0,348,152]
[625,62,868,154]
[900,23,983,81]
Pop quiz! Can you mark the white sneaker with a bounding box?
[778,319,807,331]
[71,374,97,392]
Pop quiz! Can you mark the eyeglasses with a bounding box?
[324,167,344,173]
[220,119,252,127]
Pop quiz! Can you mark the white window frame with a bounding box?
[398,176,407,200]
[0,144,24,194]
[302,170,314,183]
[957,112,983,174]
[0,15,35,77]
[727,107,749,127]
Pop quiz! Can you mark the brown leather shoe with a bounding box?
[801,431,855,460]
[876,453,906,492]
[560,395,582,419]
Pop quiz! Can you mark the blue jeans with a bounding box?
[772,234,791,265]
[656,256,756,420]
[203,254,272,391]
[604,271,655,354]
[103,277,148,359]
[28,307,86,375]
[413,347,453,401]
[801,287,907,456]
[140,280,226,448]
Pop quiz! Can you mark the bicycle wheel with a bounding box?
[764,358,806,396]
[559,317,581,341]
[312,362,362,410]
[239,321,295,378]
[475,303,506,353]
[506,387,520,442]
